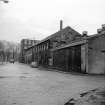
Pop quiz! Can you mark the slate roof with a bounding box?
[35,26,81,45]
[24,26,81,50]
[51,31,105,51]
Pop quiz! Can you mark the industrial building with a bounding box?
[20,21,105,74]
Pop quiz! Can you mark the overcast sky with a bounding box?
[0,0,105,42]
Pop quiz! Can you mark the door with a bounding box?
[68,46,81,72]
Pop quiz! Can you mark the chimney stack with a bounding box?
[97,28,102,34]
[102,24,105,31]
[82,31,88,36]
[82,31,88,39]
[60,20,63,31]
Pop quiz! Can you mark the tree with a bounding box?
[0,41,4,50]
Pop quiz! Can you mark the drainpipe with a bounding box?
[81,31,88,73]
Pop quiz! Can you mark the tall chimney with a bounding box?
[60,20,63,31]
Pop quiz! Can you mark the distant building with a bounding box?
[21,39,39,50]
[19,39,39,63]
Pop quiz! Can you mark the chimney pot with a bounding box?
[97,28,102,34]
[82,31,88,36]
[102,24,105,31]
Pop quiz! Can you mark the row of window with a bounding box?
[34,42,49,53]
[23,39,36,46]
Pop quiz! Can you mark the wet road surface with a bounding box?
[0,63,105,105]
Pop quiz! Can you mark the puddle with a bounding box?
[0,76,28,79]
[22,73,29,74]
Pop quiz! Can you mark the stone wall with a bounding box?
[88,34,105,74]
[50,27,81,48]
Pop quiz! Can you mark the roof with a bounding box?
[87,31,105,39]
[35,26,81,45]
[24,26,81,50]
[51,31,105,51]
[51,39,87,51]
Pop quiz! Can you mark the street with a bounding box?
[0,63,105,105]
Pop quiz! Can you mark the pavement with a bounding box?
[0,62,105,105]
[64,87,105,105]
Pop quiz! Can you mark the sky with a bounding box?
[0,0,105,43]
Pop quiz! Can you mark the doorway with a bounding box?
[68,45,81,72]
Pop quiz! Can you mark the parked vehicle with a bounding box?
[30,61,38,68]
[9,59,15,63]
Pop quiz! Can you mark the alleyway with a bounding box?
[0,63,105,105]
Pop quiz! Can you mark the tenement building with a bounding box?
[20,39,39,63]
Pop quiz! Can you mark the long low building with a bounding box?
[23,21,105,74]
[51,30,105,74]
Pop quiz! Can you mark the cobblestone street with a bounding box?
[0,63,105,105]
